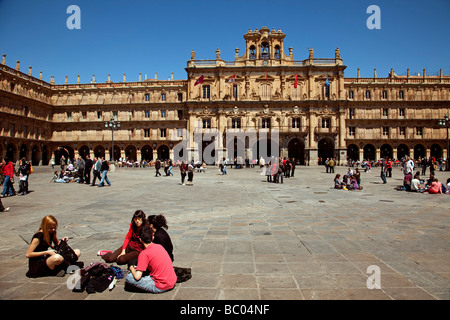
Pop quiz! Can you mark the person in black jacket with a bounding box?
[84,155,93,185]
[148,214,173,261]
[98,157,111,187]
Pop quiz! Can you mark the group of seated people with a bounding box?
[401,172,450,194]
[334,170,363,191]
[49,169,81,183]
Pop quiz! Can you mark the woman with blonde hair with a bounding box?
[26,215,81,278]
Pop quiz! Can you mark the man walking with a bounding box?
[155,158,161,177]
[91,157,102,186]
[98,157,111,187]
[84,155,93,185]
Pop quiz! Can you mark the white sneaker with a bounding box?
[3,207,9,212]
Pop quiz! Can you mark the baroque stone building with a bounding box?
[1,26,449,166]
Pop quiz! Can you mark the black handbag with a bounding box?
[55,239,78,264]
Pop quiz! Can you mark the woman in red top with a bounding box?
[427,178,443,194]
[1,157,15,197]
[100,210,147,265]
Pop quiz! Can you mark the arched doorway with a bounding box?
[251,138,275,162]
[79,145,90,159]
[288,138,305,165]
[397,144,409,160]
[93,145,105,159]
[31,145,39,165]
[141,145,153,161]
[347,144,359,161]
[19,144,27,160]
[430,144,442,159]
[158,145,169,160]
[124,145,137,162]
[6,143,16,162]
[54,146,74,164]
[108,145,121,161]
[380,144,393,159]
[42,145,49,165]
[414,144,425,160]
[363,144,375,160]
[318,138,334,164]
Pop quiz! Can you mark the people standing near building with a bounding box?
[222,157,227,175]
[76,156,85,183]
[91,157,102,186]
[1,158,14,197]
[387,158,393,178]
[125,225,177,293]
[187,162,194,186]
[328,158,335,173]
[17,158,30,195]
[380,160,387,184]
[290,158,296,177]
[84,155,93,185]
[179,161,187,185]
[98,157,111,187]
[155,158,162,177]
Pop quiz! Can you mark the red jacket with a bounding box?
[3,162,14,177]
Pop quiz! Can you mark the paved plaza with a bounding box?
[0,163,449,301]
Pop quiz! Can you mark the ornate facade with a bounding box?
[1,26,449,166]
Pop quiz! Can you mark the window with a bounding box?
[9,124,15,136]
[161,110,166,118]
[202,85,210,99]
[382,90,388,99]
[231,118,241,129]
[202,119,211,129]
[82,111,87,119]
[416,127,423,136]
[322,118,330,128]
[348,90,354,99]
[97,111,102,119]
[325,84,329,98]
[144,129,150,137]
[66,112,72,120]
[349,108,355,119]
[349,127,355,136]
[365,90,371,99]
[113,111,118,119]
[399,127,406,136]
[23,125,28,138]
[144,93,150,101]
[382,108,389,117]
[399,108,405,117]
[382,127,389,136]
[262,118,271,129]
[144,110,151,118]
[160,128,166,138]
[292,118,300,129]
[399,90,404,99]
[161,93,166,101]
[177,128,184,138]
[177,110,183,120]
[233,85,238,99]
[177,93,183,102]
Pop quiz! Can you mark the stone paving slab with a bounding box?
[0,164,449,301]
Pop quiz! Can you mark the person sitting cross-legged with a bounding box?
[125,225,177,293]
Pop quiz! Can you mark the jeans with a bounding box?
[222,166,227,175]
[2,176,13,196]
[125,273,165,293]
[99,170,111,186]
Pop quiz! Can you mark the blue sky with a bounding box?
[0,0,449,84]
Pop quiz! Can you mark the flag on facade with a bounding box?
[326,74,329,87]
[294,74,298,88]
[194,75,204,86]
[227,74,236,83]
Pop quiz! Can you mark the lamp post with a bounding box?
[105,117,120,163]
[438,115,449,171]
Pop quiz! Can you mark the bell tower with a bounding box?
[235,27,292,66]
